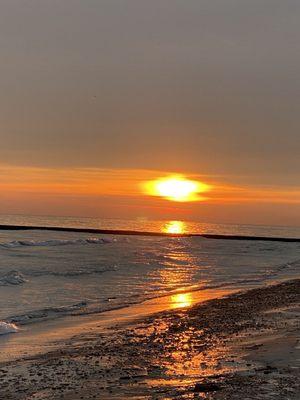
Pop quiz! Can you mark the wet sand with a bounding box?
[0,279,299,399]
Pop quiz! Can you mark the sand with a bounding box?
[0,279,299,399]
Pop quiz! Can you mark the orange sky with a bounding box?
[0,165,299,226]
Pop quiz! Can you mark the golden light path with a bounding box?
[143,175,210,202]
[163,221,185,234]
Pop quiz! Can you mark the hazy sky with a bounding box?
[0,1,299,224]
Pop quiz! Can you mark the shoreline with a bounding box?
[0,285,238,363]
[0,278,299,399]
[0,224,299,242]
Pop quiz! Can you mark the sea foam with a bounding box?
[0,270,27,286]
[0,322,19,335]
[0,237,113,248]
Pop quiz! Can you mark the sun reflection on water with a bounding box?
[163,221,185,234]
[170,292,193,309]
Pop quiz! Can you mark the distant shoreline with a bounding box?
[0,224,299,242]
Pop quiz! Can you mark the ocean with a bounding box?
[0,215,299,335]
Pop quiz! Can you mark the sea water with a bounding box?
[0,215,299,335]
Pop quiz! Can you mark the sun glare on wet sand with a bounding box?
[143,175,210,202]
[170,292,193,309]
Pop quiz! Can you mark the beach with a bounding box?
[1,0,299,397]
[0,278,299,399]
[2,0,300,397]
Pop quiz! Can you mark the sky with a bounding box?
[0,0,299,226]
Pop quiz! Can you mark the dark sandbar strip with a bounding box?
[0,224,299,242]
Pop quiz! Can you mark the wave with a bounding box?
[0,270,27,286]
[0,322,19,335]
[0,265,118,286]
[0,265,117,287]
[29,265,118,278]
[0,237,114,248]
[5,297,138,326]
[269,258,300,277]
[7,301,88,325]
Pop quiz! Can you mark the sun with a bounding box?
[143,175,210,202]
[155,178,198,202]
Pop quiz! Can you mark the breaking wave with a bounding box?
[29,265,118,278]
[6,301,88,325]
[0,270,27,286]
[5,296,139,326]
[0,237,114,248]
[0,322,19,335]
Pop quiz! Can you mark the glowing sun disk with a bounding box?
[143,176,210,202]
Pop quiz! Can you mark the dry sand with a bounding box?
[0,279,299,399]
